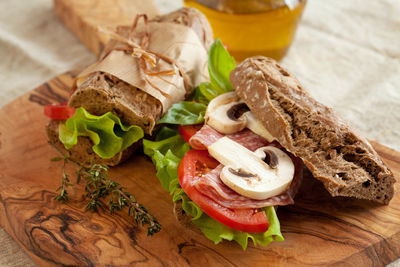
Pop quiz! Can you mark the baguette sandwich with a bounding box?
[143,41,396,249]
[230,56,395,204]
[46,7,213,166]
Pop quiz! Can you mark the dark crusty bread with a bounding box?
[173,201,202,234]
[230,56,395,204]
[47,71,159,166]
[46,120,139,166]
[69,72,162,135]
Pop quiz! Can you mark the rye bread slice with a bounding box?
[69,72,162,135]
[47,71,159,166]
[173,201,202,234]
[46,120,139,166]
[230,56,395,204]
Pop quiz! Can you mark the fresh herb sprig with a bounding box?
[50,142,161,236]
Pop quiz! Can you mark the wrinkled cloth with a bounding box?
[0,0,399,266]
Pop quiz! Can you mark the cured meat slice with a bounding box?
[194,164,302,209]
[189,125,270,151]
[187,125,303,208]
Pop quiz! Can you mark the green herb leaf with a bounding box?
[59,107,144,159]
[50,141,161,235]
[157,102,207,125]
[208,38,236,93]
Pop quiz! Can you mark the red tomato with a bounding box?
[44,104,75,120]
[178,124,203,143]
[178,149,269,233]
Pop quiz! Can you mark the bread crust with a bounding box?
[173,201,202,234]
[69,72,162,135]
[46,120,139,166]
[230,56,395,204]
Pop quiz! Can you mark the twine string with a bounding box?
[98,14,191,98]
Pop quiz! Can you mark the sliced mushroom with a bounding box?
[241,112,275,142]
[205,92,248,134]
[205,92,275,141]
[254,147,279,168]
[227,103,250,121]
[254,146,295,188]
[228,167,259,178]
[208,137,295,200]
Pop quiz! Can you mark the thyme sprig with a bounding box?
[50,142,161,236]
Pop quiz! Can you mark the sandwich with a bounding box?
[230,56,395,204]
[45,7,213,166]
[143,40,396,249]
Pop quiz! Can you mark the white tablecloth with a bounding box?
[0,0,399,266]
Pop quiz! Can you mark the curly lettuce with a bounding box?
[143,127,284,250]
[157,102,207,125]
[143,126,190,191]
[59,107,144,159]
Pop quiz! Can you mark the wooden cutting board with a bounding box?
[0,72,399,266]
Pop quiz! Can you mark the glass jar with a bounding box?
[184,0,306,61]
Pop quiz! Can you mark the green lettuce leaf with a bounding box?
[173,189,283,250]
[193,84,212,105]
[143,126,190,191]
[208,38,236,93]
[193,82,219,104]
[157,102,207,125]
[143,126,284,250]
[59,107,144,159]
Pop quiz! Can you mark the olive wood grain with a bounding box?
[53,0,160,56]
[0,72,399,266]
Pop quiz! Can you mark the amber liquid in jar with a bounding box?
[184,0,306,61]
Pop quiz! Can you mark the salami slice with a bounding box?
[189,125,270,151]
[194,164,302,209]
[188,125,303,209]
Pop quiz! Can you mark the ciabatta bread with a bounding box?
[230,56,395,204]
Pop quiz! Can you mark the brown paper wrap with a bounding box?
[69,7,213,135]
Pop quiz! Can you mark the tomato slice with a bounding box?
[44,104,75,120]
[178,149,269,233]
[178,124,203,143]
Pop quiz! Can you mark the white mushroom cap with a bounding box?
[205,92,247,134]
[208,137,295,200]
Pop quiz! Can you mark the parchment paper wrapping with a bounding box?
[70,7,212,134]
[77,22,209,112]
